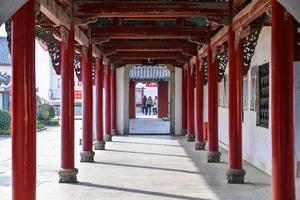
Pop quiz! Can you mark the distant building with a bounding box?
[0,36,11,110]
[48,64,83,117]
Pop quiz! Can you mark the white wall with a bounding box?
[116,67,125,134]
[295,61,300,172]
[217,27,272,175]
[175,67,182,135]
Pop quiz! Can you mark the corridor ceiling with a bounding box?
[30,0,272,79]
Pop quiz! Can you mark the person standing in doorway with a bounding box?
[142,95,148,115]
[147,96,154,115]
[153,96,158,115]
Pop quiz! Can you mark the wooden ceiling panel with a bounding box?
[75,1,229,18]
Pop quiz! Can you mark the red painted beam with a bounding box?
[92,26,209,40]
[75,1,229,18]
[113,59,184,67]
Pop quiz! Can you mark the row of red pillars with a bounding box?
[181,0,296,197]
[11,0,118,198]
[9,0,296,199]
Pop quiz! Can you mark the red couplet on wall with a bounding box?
[129,81,136,119]
[158,81,169,118]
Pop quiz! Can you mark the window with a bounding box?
[256,63,269,128]
[243,76,249,110]
[218,74,229,108]
[250,66,257,111]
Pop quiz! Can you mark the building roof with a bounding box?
[129,65,170,81]
[0,37,11,66]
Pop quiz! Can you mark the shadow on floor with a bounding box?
[77,182,210,200]
[92,161,201,175]
[112,140,183,147]
[106,149,189,158]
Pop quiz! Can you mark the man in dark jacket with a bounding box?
[142,95,147,114]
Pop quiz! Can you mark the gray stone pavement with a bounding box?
[0,121,299,200]
[129,118,170,134]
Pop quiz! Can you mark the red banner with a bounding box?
[74,90,82,100]
[146,82,157,87]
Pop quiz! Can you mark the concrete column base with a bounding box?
[185,134,195,142]
[207,151,221,163]
[94,141,106,150]
[105,134,112,142]
[111,129,118,136]
[181,129,187,136]
[195,141,206,150]
[80,151,95,162]
[226,168,246,184]
[58,168,78,183]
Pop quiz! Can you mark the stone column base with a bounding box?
[58,168,78,183]
[111,129,118,136]
[80,151,95,162]
[94,141,105,150]
[105,134,112,142]
[226,168,246,184]
[185,134,195,142]
[195,141,206,150]
[207,151,221,163]
[181,129,187,136]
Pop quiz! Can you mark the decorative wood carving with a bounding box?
[217,48,228,82]
[296,23,300,61]
[203,57,208,85]
[74,55,82,81]
[242,26,262,75]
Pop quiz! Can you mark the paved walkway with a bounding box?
[129,118,170,134]
[0,122,300,200]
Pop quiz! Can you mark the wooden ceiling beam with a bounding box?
[74,1,229,18]
[112,59,184,67]
[101,40,198,56]
[107,51,189,60]
[92,26,209,40]
[188,0,271,66]
[37,0,109,65]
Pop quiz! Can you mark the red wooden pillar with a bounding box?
[158,81,168,118]
[105,65,112,141]
[195,57,206,150]
[12,1,36,199]
[271,1,296,199]
[186,63,195,142]
[226,26,246,183]
[207,44,221,162]
[110,67,117,135]
[80,45,95,162]
[181,67,187,135]
[129,81,136,119]
[57,26,78,183]
[94,57,105,150]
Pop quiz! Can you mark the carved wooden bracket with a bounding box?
[242,25,262,75]
[74,55,82,81]
[203,57,208,86]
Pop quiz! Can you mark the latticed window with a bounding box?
[256,63,269,128]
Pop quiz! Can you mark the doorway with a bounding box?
[128,65,171,135]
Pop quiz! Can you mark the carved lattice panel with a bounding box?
[74,55,82,81]
[217,50,228,82]
[296,23,300,61]
[48,42,61,74]
[257,63,269,128]
[203,58,208,85]
[242,27,262,75]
